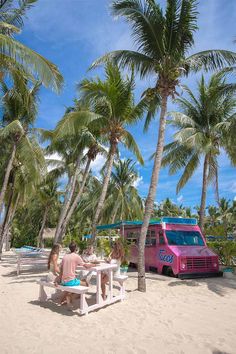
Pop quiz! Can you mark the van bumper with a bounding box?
[178,271,223,279]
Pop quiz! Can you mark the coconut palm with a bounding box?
[36,179,60,248]
[217,198,234,238]
[42,130,84,243]
[206,205,220,229]
[92,0,236,291]
[0,77,44,213]
[162,72,236,230]
[42,102,104,243]
[79,62,145,240]
[105,159,143,223]
[0,0,63,91]
[0,131,45,251]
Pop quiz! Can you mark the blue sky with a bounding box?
[19,0,236,209]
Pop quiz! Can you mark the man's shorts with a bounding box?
[61,278,81,286]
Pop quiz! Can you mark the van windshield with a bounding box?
[165,230,204,246]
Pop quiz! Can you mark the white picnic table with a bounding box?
[77,262,127,314]
[38,262,128,315]
[15,249,66,275]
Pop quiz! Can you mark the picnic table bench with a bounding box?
[37,263,128,315]
[16,252,49,276]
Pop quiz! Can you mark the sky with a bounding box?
[18,0,236,210]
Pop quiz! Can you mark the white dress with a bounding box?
[81,253,97,283]
[110,258,121,277]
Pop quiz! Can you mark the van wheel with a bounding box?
[129,262,137,269]
[162,266,174,277]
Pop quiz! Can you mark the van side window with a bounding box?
[159,232,165,245]
[127,231,139,245]
[145,230,156,246]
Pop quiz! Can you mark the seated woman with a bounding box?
[46,244,61,283]
[101,241,125,300]
[81,245,98,283]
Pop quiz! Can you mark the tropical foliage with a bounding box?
[0,0,236,294]
[162,72,236,230]
[93,0,236,291]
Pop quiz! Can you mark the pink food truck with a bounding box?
[97,217,222,279]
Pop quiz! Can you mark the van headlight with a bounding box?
[180,258,187,270]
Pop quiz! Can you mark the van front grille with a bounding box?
[186,257,213,270]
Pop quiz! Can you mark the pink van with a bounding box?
[97,217,222,279]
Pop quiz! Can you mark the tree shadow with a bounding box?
[127,272,167,282]
[2,267,46,278]
[29,300,80,317]
[168,276,236,296]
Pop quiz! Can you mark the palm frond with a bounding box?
[176,152,199,192]
[186,50,236,73]
[90,50,155,78]
[121,130,144,165]
[0,34,63,91]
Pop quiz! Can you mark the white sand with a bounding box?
[0,252,236,354]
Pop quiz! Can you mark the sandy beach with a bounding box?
[0,252,236,354]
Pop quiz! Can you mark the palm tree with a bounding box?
[217,198,233,238]
[0,0,63,91]
[105,159,143,223]
[206,205,219,228]
[36,179,60,248]
[42,102,104,243]
[162,72,236,230]
[0,132,45,251]
[0,77,43,213]
[79,62,145,240]
[92,0,236,291]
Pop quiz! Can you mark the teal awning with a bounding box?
[96,217,197,230]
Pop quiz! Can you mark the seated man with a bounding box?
[58,241,94,305]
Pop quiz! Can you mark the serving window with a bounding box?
[145,230,156,246]
[127,230,156,246]
[127,231,139,245]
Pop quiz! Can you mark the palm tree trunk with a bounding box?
[37,207,48,248]
[0,193,19,255]
[57,157,92,243]
[138,94,168,292]
[111,201,120,224]
[0,191,13,258]
[54,155,82,243]
[0,144,16,214]
[199,154,209,231]
[215,166,220,206]
[91,142,117,241]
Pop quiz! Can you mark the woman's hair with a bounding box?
[110,241,125,261]
[84,245,93,255]
[48,244,60,270]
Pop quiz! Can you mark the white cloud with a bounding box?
[45,152,63,172]
[132,175,143,188]
[177,195,184,203]
[90,153,106,176]
[234,196,236,201]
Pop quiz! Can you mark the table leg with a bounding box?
[39,284,47,301]
[108,269,113,301]
[80,293,88,315]
[96,271,102,305]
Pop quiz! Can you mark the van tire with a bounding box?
[162,266,174,277]
[149,266,158,273]
[129,262,137,269]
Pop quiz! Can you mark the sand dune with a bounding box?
[0,252,236,354]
